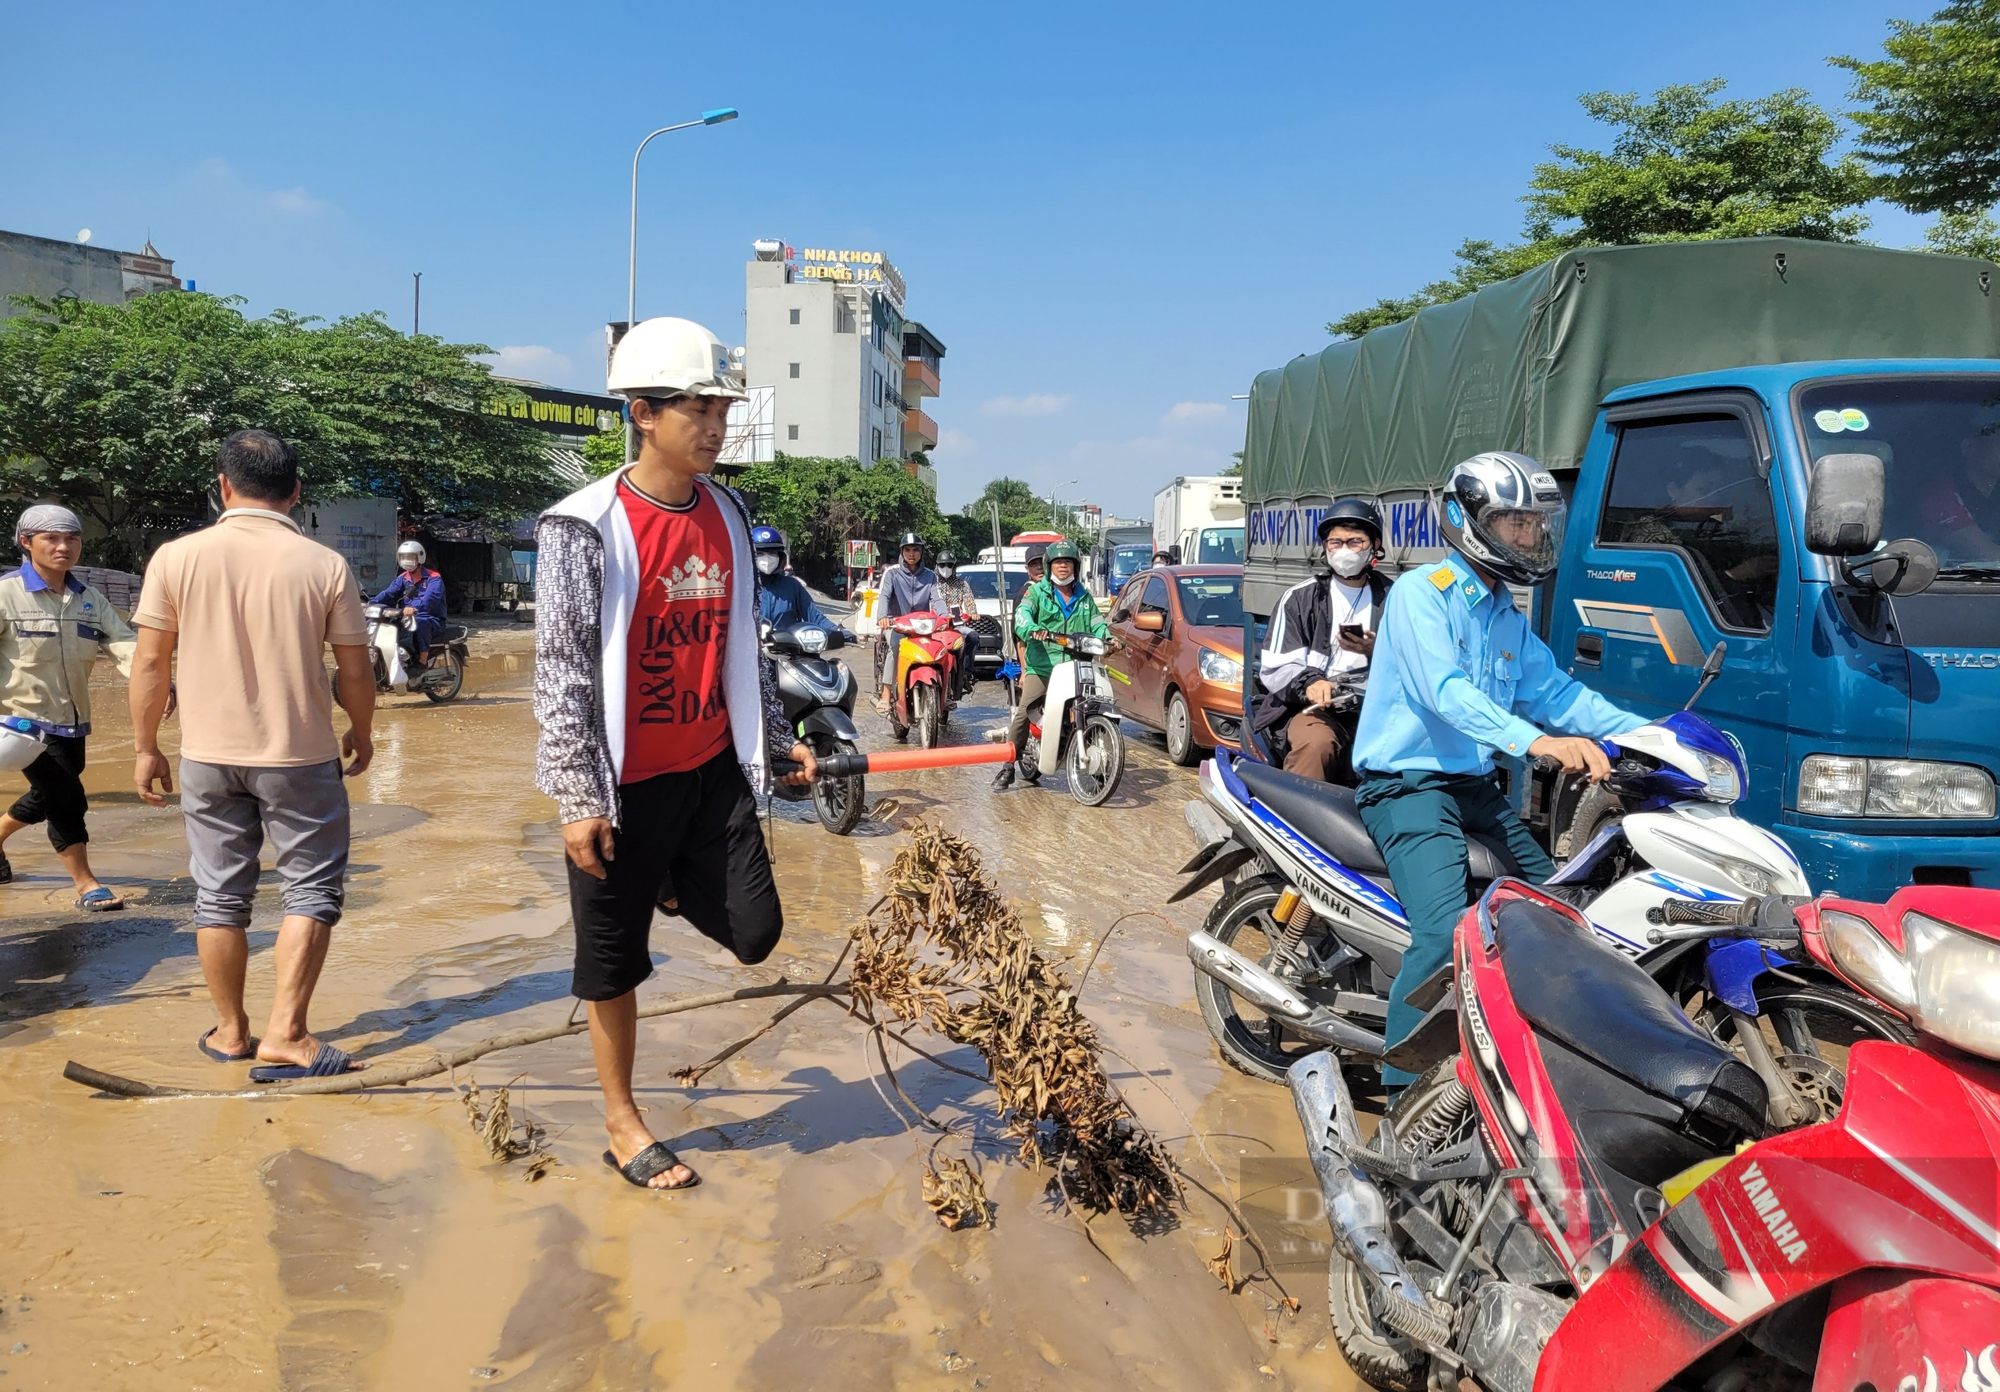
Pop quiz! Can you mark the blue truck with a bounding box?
[1240,239,2000,899]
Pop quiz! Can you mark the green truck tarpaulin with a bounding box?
[1243,237,2000,506]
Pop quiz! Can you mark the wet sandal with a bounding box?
[197,1028,258,1063]
[248,1044,359,1084]
[77,886,124,912]
[604,1142,700,1191]
[0,851,11,884]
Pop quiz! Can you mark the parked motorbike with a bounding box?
[1287,877,2000,1392]
[884,610,970,749]
[365,604,468,702]
[1177,642,1908,1123]
[1018,632,1126,807]
[765,622,866,835]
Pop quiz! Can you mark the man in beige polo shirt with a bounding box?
[129,429,378,1082]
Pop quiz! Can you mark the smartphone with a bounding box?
[1339,624,1367,641]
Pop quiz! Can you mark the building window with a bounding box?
[873,370,883,407]
[788,424,799,441]
[789,308,800,325]
[871,428,882,461]
[789,362,800,379]
[835,302,857,334]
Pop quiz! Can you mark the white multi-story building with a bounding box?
[743,240,944,488]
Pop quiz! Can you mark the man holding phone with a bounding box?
[1253,500,1390,782]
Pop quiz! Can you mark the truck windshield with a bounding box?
[1109,545,1151,584]
[1175,573,1244,628]
[1799,377,2000,579]
[1194,527,1244,564]
[959,566,1028,600]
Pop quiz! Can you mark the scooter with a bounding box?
[1018,632,1126,807]
[365,604,469,702]
[765,622,866,835]
[1286,878,2000,1392]
[884,610,969,749]
[1178,643,1906,1123]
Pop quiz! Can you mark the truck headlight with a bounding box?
[1197,648,1242,684]
[1797,755,1996,818]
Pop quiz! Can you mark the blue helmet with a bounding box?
[750,524,786,554]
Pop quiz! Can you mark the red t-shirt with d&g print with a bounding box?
[619,478,734,782]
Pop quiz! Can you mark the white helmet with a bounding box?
[398,541,426,565]
[607,317,747,401]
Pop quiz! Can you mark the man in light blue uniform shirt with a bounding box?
[1351,452,1643,1089]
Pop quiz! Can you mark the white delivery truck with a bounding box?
[1152,476,1245,566]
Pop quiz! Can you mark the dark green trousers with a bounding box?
[1356,770,1553,1089]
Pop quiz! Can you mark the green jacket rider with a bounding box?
[996,540,1110,789]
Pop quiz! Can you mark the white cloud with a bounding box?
[980,392,1072,417]
[1163,401,1226,425]
[935,426,977,455]
[191,158,332,217]
[479,345,575,383]
[266,186,329,216]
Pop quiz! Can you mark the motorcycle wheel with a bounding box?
[888,697,910,744]
[810,735,866,836]
[1696,982,1914,1126]
[913,684,942,749]
[422,649,465,703]
[1327,1058,1464,1392]
[1193,874,1330,1083]
[1065,713,1125,807]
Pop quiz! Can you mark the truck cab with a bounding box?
[1543,361,2000,897]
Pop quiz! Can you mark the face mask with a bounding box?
[401,559,420,573]
[755,553,781,576]
[1328,547,1369,579]
[938,567,955,580]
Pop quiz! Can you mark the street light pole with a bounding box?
[412,272,421,336]
[1051,477,1078,528]
[627,108,739,331]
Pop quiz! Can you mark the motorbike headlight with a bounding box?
[1074,636,1106,657]
[1798,755,1996,818]
[1197,647,1243,684]
[1903,911,2000,1059]
[1818,908,1918,1016]
[1693,750,1741,803]
[798,628,827,653]
[909,618,934,636]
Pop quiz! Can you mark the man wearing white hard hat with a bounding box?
[0,504,138,909]
[535,316,817,1192]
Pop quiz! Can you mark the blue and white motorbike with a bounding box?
[1176,647,1909,1127]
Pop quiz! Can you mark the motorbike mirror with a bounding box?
[1804,452,1885,557]
[1842,538,1939,597]
[1134,612,1165,633]
[1683,640,1726,712]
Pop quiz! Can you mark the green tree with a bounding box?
[1835,0,2000,216]
[582,426,625,477]
[1329,81,1872,338]
[735,453,950,581]
[0,291,555,565]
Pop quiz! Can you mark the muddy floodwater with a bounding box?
[0,624,1364,1391]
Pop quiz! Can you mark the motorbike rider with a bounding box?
[996,539,1112,790]
[371,541,446,669]
[1253,499,1391,783]
[752,525,835,635]
[1350,451,1644,1091]
[874,531,937,713]
[933,551,976,617]
[1015,549,1045,601]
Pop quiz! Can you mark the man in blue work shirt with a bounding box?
[372,540,446,668]
[1351,451,1644,1090]
[751,525,834,633]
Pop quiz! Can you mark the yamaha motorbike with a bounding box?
[1178,643,1907,1125]
[1287,878,2000,1392]
[765,622,866,835]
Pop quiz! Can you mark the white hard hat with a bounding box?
[0,719,46,774]
[608,317,747,401]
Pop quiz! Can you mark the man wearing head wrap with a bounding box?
[0,503,138,909]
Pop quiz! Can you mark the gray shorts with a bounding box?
[179,759,350,929]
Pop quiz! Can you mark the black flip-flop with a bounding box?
[248,1043,359,1084]
[604,1142,700,1191]
[0,851,11,884]
[197,1028,257,1063]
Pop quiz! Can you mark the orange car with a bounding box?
[1104,565,1246,765]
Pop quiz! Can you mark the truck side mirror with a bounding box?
[1803,453,1885,557]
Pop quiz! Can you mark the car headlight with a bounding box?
[1817,908,1918,1016]
[1797,755,1996,818]
[1693,750,1741,803]
[1197,647,1243,684]
[1904,911,2000,1058]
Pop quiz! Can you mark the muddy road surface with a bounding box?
[0,645,1361,1391]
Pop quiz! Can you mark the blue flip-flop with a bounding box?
[197,1028,257,1063]
[248,1044,358,1084]
[77,886,123,912]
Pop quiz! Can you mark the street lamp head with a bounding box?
[702,108,739,125]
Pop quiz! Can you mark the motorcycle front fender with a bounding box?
[800,707,860,744]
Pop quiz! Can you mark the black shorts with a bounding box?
[568,750,784,1001]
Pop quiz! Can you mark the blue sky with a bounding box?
[4,0,1933,517]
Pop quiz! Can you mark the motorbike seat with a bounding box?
[1489,896,1767,1136]
[1235,760,1520,881]
[441,624,468,643]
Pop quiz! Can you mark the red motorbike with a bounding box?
[1289,878,2000,1392]
[884,609,971,748]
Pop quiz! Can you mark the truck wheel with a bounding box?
[1165,689,1203,766]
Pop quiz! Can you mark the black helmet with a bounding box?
[1439,451,1566,586]
[936,550,957,566]
[898,532,924,552]
[1317,497,1383,549]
